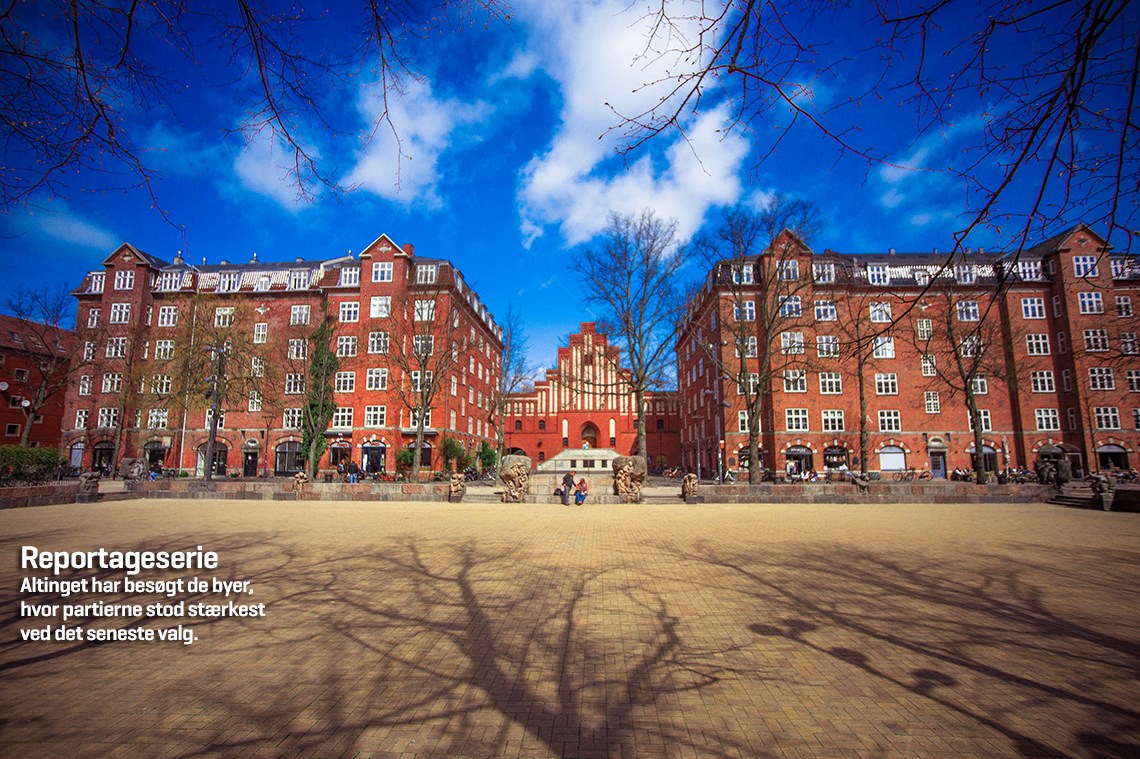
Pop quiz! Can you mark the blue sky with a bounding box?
[1,0,1134,370]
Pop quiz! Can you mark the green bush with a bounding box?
[0,446,64,486]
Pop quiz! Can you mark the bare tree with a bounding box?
[573,209,687,458]
[485,304,532,474]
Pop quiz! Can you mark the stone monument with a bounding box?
[499,455,531,502]
[612,455,646,503]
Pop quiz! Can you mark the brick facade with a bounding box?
[0,313,73,450]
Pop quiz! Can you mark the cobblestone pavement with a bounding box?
[2,499,1138,758]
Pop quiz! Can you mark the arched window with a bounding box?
[514,420,522,431]
[538,420,546,431]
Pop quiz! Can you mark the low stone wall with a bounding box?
[142,479,451,502]
[0,482,81,509]
[1109,485,1140,512]
[683,481,1052,505]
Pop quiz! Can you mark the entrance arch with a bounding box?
[878,446,906,471]
[1097,444,1128,470]
[581,422,599,449]
[196,443,228,477]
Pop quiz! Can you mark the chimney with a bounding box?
[296,257,304,263]
[220,259,228,265]
[889,248,895,255]
[402,243,414,256]
[173,251,183,265]
[250,252,258,263]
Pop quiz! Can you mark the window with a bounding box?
[75,408,88,429]
[1095,406,1121,430]
[1035,408,1060,431]
[872,336,895,358]
[158,306,178,327]
[785,408,809,431]
[1077,292,1104,314]
[417,265,438,284]
[1115,296,1133,317]
[968,409,992,432]
[245,390,261,412]
[289,270,308,290]
[737,373,760,394]
[366,367,388,391]
[813,262,835,283]
[967,375,987,395]
[1052,295,1063,317]
[114,270,134,290]
[1026,334,1051,355]
[414,300,436,321]
[921,355,936,376]
[870,302,892,323]
[925,392,941,414]
[816,335,839,357]
[413,335,434,356]
[368,331,390,354]
[956,300,980,321]
[97,407,119,428]
[285,374,304,394]
[109,303,131,324]
[867,264,890,285]
[822,409,845,432]
[331,407,353,429]
[253,323,267,344]
[288,339,308,360]
[339,302,359,322]
[89,273,105,293]
[736,335,758,358]
[254,275,271,292]
[83,341,95,361]
[819,372,842,394]
[914,269,930,286]
[1112,258,1132,278]
[1062,369,1072,391]
[777,260,799,281]
[1122,332,1138,354]
[339,267,360,286]
[1128,370,1140,392]
[150,374,171,395]
[365,405,386,427]
[214,307,234,327]
[370,296,391,318]
[1089,367,1116,390]
[781,332,805,354]
[1074,255,1098,277]
[290,305,311,325]
[1082,329,1109,352]
[958,335,983,357]
[1021,298,1045,319]
[916,318,933,340]
[1134,409,1140,430]
[217,271,239,292]
[335,371,356,393]
[147,409,168,429]
[955,264,976,284]
[372,262,393,282]
[87,308,101,328]
[875,373,898,395]
[732,264,753,284]
[814,300,837,321]
[878,410,901,432]
[1068,408,1078,430]
[410,370,433,392]
[410,408,432,428]
[283,408,303,429]
[783,370,807,393]
[778,295,802,318]
[734,300,756,321]
[336,336,358,357]
[106,337,127,358]
[78,375,92,395]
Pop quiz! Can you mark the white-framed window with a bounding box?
[88,272,105,293]
[97,407,119,428]
[410,370,433,392]
[1115,296,1133,317]
[109,303,131,324]
[878,410,901,432]
[288,338,307,360]
[285,373,304,394]
[816,335,839,357]
[106,337,127,358]
[150,374,171,395]
[339,267,360,287]
[785,408,809,431]
[1021,298,1045,319]
[1083,329,1109,352]
[369,296,391,318]
[1016,260,1043,280]
[783,369,807,393]
[778,295,802,318]
[151,340,173,360]
[248,391,262,412]
[1074,255,1098,278]
[777,260,799,281]
[114,270,134,290]
[968,409,992,432]
[253,322,268,344]
[875,372,898,395]
[732,264,754,284]
[254,275,271,292]
[867,264,890,285]
[1133,409,1140,430]
[822,409,845,432]
[87,308,101,328]
[158,305,178,327]
[410,408,432,428]
[451,375,458,396]
[1122,332,1138,354]
[290,305,311,325]
[144,408,167,430]
[366,367,388,391]
[1077,292,1104,314]
[956,300,980,321]
[924,391,941,414]
[282,408,303,429]
[958,335,983,357]
[413,335,434,356]
[737,335,758,358]
[157,271,181,291]
[1068,408,1078,430]
[781,332,805,354]
[1062,369,1073,391]
[870,302,892,323]
[214,307,234,327]
[814,300,837,321]
[416,265,438,284]
[289,270,309,290]
[813,262,835,283]
[737,372,760,395]
[1035,408,1060,431]
[334,371,356,393]
[331,407,353,429]
[1111,258,1133,278]
[1128,370,1140,392]
[872,336,895,358]
[75,408,88,429]
[217,271,239,292]
[339,301,359,322]
[1095,406,1121,430]
[970,375,988,395]
[734,300,756,321]
[1031,371,1055,393]
[1026,334,1051,355]
[372,261,393,282]
[414,300,436,321]
[955,264,976,284]
[336,336,358,357]
[921,354,936,376]
[365,405,386,427]
[915,318,933,341]
[819,372,842,394]
[368,331,390,354]
[82,341,95,361]
[101,373,123,393]
[1089,367,1116,391]
[78,375,92,395]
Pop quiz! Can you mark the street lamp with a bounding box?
[203,345,227,482]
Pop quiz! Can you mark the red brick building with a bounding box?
[503,323,681,468]
[63,236,502,475]
[677,224,1140,479]
[0,313,74,450]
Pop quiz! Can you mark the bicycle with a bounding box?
[893,469,933,481]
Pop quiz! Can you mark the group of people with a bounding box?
[335,459,362,483]
[559,470,589,505]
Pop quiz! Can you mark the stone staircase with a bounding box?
[1048,481,1096,509]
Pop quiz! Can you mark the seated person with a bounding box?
[574,478,589,505]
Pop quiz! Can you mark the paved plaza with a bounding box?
[2,498,1138,758]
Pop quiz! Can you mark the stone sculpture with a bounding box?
[499,455,531,502]
[292,471,310,492]
[119,457,147,489]
[612,455,646,503]
[449,472,466,502]
[78,470,101,495]
[681,472,698,499]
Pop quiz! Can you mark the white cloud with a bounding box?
[512,0,748,246]
[346,78,489,206]
[12,204,117,250]
[233,127,318,209]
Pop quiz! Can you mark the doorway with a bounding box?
[243,452,258,477]
[930,452,946,478]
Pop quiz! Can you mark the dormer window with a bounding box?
[289,270,308,290]
[339,267,360,286]
[217,271,240,292]
[158,271,181,291]
[812,262,835,283]
[88,273,105,293]
[777,261,799,281]
[416,265,438,284]
[867,264,890,285]
[254,275,271,292]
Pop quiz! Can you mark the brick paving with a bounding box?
[2,499,1138,758]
